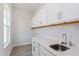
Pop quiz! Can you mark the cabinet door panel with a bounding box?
[31,18,34,27]
[61,3,79,20]
[32,15,38,27]
[39,45,53,56]
[39,50,46,56]
[38,4,47,26]
[47,3,61,24]
[32,39,38,56]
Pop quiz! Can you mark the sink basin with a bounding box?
[50,44,70,51]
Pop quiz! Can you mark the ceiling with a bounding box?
[12,3,44,14]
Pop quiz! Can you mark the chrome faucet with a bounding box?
[62,33,67,44]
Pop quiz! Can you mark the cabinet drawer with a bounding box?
[39,45,53,56]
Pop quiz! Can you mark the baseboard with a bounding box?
[13,42,32,47]
[8,46,13,56]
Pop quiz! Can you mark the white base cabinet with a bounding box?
[32,39,38,56]
[38,45,53,56]
[32,38,55,56]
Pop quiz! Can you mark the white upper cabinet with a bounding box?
[32,15,38,27]
[37,4,48,26]
[32,3,79,28]
[47,3,79,24]
[31,17,35,27]
[32,4,47,27]
[60,3,79,21]
[47,3,61,24]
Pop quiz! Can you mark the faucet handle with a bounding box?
[61,42,65,44]
[61,41,67,45]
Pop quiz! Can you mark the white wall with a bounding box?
[34,23,79,47]
[12,7,32,46]
[0,4,33,55]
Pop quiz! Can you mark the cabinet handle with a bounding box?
[39,20,41,24]
[60,11,62,19]
[57,12,60,20]
[33,46,35,51]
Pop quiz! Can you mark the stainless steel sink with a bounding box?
[50,44,70,51]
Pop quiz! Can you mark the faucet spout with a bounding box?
[62,33,67,44]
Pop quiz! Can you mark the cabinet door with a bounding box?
[39,45,53,56]
[32,15,38,27]
[47,3,61,24]
[61,3,79,21]
[31,18,34,27]
[31,18,36,27]
[38,4,48,26]
[32,39,38,56]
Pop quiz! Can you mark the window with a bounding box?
[4,4,10,48]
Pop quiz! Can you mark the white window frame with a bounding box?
[4,4,11,48]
